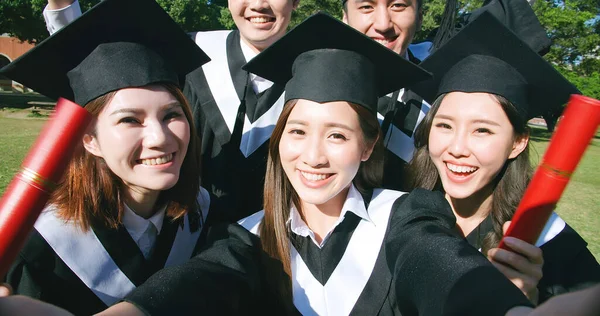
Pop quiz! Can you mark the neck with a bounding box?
[123,188,161,219]
[446,186,494,237]
[240,36,264,54]
[299,187,349,244]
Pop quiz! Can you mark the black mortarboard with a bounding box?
[465,0,551,55]
[410,11,579,121]
[242,13,431,114]
[0,0,210,106]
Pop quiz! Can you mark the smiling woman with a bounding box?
[0,0,212,314]
[409,11,600,305]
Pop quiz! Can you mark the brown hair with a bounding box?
[259,99,383,303]
[50,83,203,232]
[408,93,532,253]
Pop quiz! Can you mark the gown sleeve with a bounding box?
[123,222,267,316]
[386,188,533,316]
[3,230,53,300]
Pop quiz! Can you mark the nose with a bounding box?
[248,0,269,11]
[373,7,393,33]
[143,120,170,148]
[447,131,470,158]
[301,138,328,168]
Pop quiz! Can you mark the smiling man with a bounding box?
[44,0,300,222]
[341,0,437,191]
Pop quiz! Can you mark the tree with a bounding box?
[532,0,600,99]
[0,0,225,43]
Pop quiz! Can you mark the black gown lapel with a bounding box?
[226,30,247,102]
[146,217,181,273]
[350,239,393,316]
[91,216,181,286]
[290,213,361,285]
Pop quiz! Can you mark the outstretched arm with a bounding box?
[44,0,82,35]
[386,189,534,316]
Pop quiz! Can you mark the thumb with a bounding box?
[502,221,512,235]
[0,283,13,297]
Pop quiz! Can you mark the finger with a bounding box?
[488,248,543,281]
[502,237,544,265]
[503,221,511,234]
[0,284,13,297]
[490,261,538,295]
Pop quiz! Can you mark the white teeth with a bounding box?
[249,17,273,23]
[374,39,390,45]
[300,171,329,182]
[141,153,173,166]
[446,163,478,174]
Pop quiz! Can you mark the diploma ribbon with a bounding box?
[539,162,573,179]
[18,167,57,193]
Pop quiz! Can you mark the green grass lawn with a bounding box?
[0,117,598,260]
[529,126,600,260]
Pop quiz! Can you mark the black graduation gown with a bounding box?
[125,188,532,315]
[184,30,285,223]
[378,50,430,192]
[3,207,205,316]
[466,214,600,304]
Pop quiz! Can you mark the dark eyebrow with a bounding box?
[286,120,355,131]
[435,114,501,127]
[109,102,181,116]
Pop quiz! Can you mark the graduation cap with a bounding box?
[410,11,579,121]
[242,13,432,114]
[0,0,210,106]
[465,0,551,55]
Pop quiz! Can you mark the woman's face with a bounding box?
[83,85,190,196]
[279,100,374,209]
[428,92,528,200]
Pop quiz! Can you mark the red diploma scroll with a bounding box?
[499,95,600,249]
[0,98,92,277]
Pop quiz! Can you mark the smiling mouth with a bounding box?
[138,153,174,166]
[248,16,275,24]
[372,37,397,46]
[446,162,478,175]
[300,171,332,182]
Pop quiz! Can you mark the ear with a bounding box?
[508,134,528,159]
[292,0,300,10]
[82,134,103,158]
[361,137,378,162]
[342,10,349,24]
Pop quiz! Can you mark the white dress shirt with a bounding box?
[239,38,274,94]
[122,204,166,259]
[287,185,373,248]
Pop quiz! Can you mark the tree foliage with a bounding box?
[1,0,597,98]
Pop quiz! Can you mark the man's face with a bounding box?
[228,0,298,53]
[343,0,422,56]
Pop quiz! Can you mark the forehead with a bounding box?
[437,92,509,121]
[102,85,178,112]
[287,99,360,125]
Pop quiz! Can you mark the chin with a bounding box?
[151,177,180,191]
[443,186,477,200]
[295,191,333,207]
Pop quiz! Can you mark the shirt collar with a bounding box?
[122,203,166,242]
[287,184,374,247]
[239,37,273,94]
